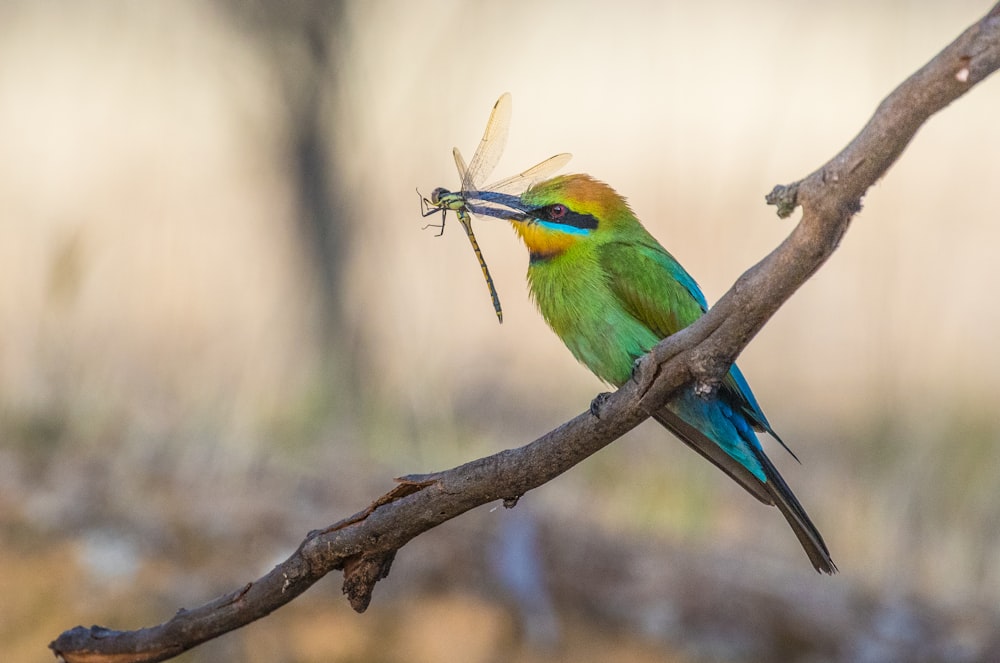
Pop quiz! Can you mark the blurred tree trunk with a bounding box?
[217,0,353,366]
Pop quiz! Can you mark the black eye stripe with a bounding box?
[532,204,598,230]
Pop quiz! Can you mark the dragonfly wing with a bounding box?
[461,92,512,194]
[452,147,468,185]
[462,153,572,219]
[483,152,572,195]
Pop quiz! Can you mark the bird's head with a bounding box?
[509,174,635,261]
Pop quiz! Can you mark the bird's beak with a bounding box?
[463,191,533,222]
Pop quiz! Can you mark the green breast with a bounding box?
[527,248,660,387]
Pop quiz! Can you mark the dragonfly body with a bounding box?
[421,93,570,323]
[421,192,502,321]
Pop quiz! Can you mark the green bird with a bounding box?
[504,173,836,574]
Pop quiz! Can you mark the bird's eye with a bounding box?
[547,204,567,219]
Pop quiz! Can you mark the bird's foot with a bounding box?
[630,356,644,382]
[693,379,718,399]
[589,392,613,419]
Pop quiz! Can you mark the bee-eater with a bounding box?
[506,174,836,574]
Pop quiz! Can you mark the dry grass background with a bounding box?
[2,1,1000,661]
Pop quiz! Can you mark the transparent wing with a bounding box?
[483,152,572,194]
[458,153,572,220]
[460,92,512,194]
[452,147,468,185]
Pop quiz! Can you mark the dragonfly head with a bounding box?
[429,187,451,205]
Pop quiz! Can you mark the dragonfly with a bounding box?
[420,92,571,323]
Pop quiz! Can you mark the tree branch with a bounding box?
[637,1,1000,409]
[50,4,1000,662]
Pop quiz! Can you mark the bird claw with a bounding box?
[589,392,612,419]
[630,356,644,381]
[693,379,717,399]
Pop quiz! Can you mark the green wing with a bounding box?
[597,239,784,441]
[597,239,706,339]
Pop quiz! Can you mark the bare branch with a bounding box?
[637,1,1000,409]
[50,4,1000,662]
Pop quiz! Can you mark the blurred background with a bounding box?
[3,1,1000,661]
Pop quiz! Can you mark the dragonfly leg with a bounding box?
[417,188,437,216]
[421,209,447,236]
[417,188,448,236]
